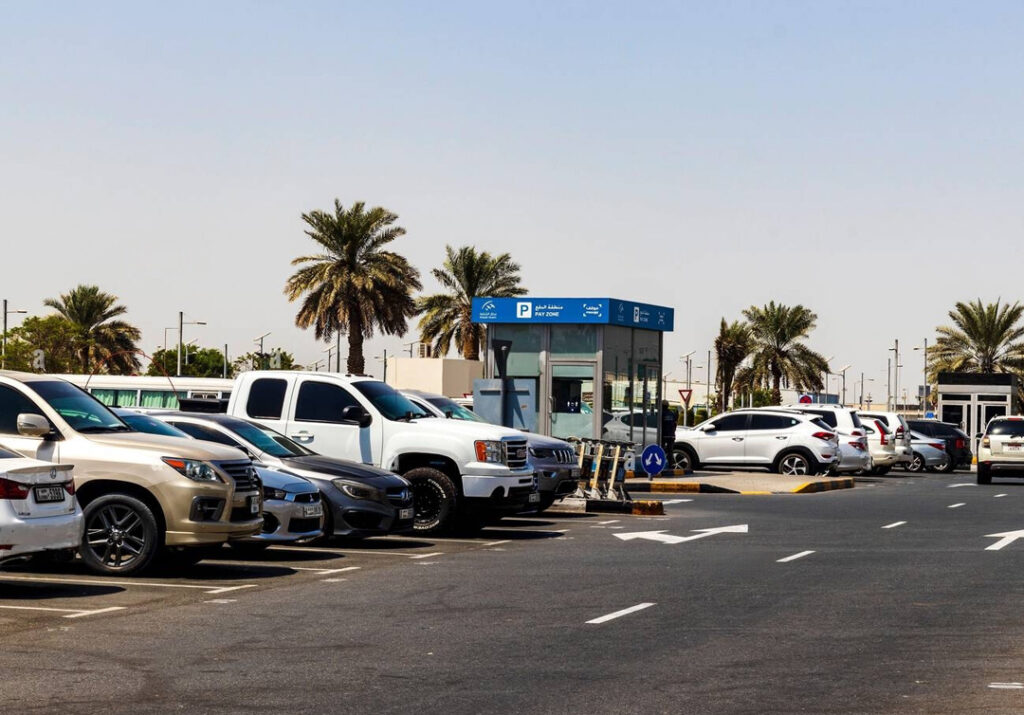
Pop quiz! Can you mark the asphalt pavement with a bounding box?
[3,472,1024,714]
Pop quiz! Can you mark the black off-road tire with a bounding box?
[403,467,458,535]
[80,493,160,576]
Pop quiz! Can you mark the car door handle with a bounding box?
[290,431,314,444]
[732,437,744,441]
[776,436,788,440]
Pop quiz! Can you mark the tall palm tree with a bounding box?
[714,319,752,411]
[929,299,1024,377]
[417,245,526,360]
[285,200,422,374]
[737,301,828,404]
[43,285,141,374]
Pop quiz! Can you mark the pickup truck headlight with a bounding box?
[162,458,222,483]
[332,479,386,502]
[263,487,288,500]
[475,440,506,464]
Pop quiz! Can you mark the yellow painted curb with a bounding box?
[648,482,702,493]
[792,478,855,494]
[631,500,665,516]
[626,469,685,478]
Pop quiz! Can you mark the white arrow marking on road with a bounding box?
[985,529,1024,551]
[614,525,748,545]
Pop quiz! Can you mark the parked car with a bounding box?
[0,373,262,574]
[673,409,839,475]
[906,419,972,472]
[224,371,535,534]
[602,409,658,446]
[115,410,324,548]
[976,415,1024,484]
[858,411,913,469]
[140,412,414,540]
[401,390,576,512]
[785,404,873,473]
[905,430,950,473]
[0,445,82,567]
[860,418,900,474]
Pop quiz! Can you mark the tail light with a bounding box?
[811,431,835,442]
[0,478,31,500]
[852,429,864,438]
[875,420,889,446]
[63,480,76,496]
[955,438,965,449]
[895,426,904,440]
[982,436,991,448]
[929,442,945,451]
[848,441,866,451]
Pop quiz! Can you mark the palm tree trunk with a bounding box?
[771,369,782,405]
[347,307,365,374]
[462,313,478,360]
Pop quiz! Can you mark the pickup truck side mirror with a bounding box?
[340,405,373,429]
[17,413,54,439]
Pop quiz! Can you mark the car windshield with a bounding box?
[0,446,21,459]
[989,420,1024,438]
[352,381,430,421]
[426,396,484,422]
[118,412,192,439]
[229,420,315,458]
[27,381,130,433]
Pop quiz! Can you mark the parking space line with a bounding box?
[597,520,620,525]
[995,494,1008,498]
[882,521,907,529]
[586,602,655,625]
[0,575,257,595]
[661,499,693,505]
[409,552,443,560]
[0,604,128,619]
[989,683,1024,690]
[949,503,966,509]
[777,550,815,563]
[482,540,509,547]
[63,606,128,619]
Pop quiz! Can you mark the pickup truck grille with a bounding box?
[504,439,529,470]
[216,460,258,491]
[553,448,575,464]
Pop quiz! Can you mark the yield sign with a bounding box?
[678,389,693,405]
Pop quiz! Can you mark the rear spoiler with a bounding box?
[177,397,229,414]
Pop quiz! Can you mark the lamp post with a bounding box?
[855,374,874,409]
[223,343,229,378]
[888,340,900,412]
[176,313,207,377]
[836,364,851,405]
[913,339,929,415]
[253,332,271,370]
[2,300,28,370]
[822,355,835,401]
[374,348,388,382]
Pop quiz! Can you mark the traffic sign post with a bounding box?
[640,444,667,477]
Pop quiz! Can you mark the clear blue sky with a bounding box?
[2,1,1022,397]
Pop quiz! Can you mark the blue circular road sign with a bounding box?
[641,444,667,476]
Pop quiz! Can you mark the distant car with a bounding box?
[858,411,913,469]
[114,410,324,548]
[673,409,840,475]
[860,418,900,475]
[907,419,972,472]
[905,430,950,473]
[602,410,658,446]
[400,391,568,511]
[0,445,82,567]
[976,415,1024,484]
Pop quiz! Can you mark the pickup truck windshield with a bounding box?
[352,381,430,421]
[27,381,131,433]
[426,396,483,423]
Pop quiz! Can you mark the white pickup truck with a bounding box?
[226,371,537,532]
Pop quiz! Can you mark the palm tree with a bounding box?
[714,319,752,411]
[285,200,422,374]
[929,299,1024,377]
[417,245,526,360]
[43,285,141,374]
[737,301,828,404]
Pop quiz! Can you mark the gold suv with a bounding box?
[0,372,261,574]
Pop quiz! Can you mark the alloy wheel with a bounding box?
[780,454,809,475]
[85,503,148,569]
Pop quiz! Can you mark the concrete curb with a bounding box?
[627,478,855,495]
[547,498,666,516]
[625,468,691,478]
[792,478,855,493]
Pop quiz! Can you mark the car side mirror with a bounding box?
[17,413,53,438]
[444,409,454,419]
[976,432,984,440]
[341,405,373,429]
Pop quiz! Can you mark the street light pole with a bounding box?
[254,332,271,370]
[914,338,928,415]
[176,313,207,377]
[836,364,851,405]
[2,300,27,370]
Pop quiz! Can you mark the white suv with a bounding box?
[672,409,839,475]
[977,416,1024,484]
[858,411,913,471]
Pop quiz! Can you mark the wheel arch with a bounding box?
[772,446,817,473]
[75,480,167,541]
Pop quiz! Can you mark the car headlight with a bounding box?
[263,487,288,500]
[475,440,505,464]
[332,479,386,502]
[162,458,222,483]
[529,447,553,459]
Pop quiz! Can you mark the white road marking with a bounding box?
[586,602,656,625]
[995,494,1008,498]
[0,604,127,619]
[661,499,693,505]
[415,562,438,566]
[481,540,509,547]
[882,521,907,529]
[320,578,348,583]
[409,552,443,560]
[985,529,1024,551]
[948,503,966,509]
[0,575,257,595]
[596,520,620,525]
[777,550,815,563]
[949,483,976,488]
[291,566,362,575]
[63,606,127,619]
[203,599,237,604]
[615,525,748,545]
[988,683,1024,690]
[384,535,487,544]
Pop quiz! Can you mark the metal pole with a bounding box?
[842,370,847,405]
[2,299,6,370]
[922,337,928,415]
[894,339,899,413]
[176,311,183,377]
[707,349,712,414]
[258,336,265,368]
[887,358,891,410]
[382,349,388,383]
[223,343,228,378]
[860,371,864,409]
[336,332,341,372]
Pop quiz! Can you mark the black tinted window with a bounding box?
[749,414,799,430]
[709,414,748,431]
[0,385,46,435]
[989,421,1024,437]
[170,422,240,447]
[295,381,359,423]
[247,379,287,420]
[806,410,837,428]
[908,421,932,435]
[0,446,21,459]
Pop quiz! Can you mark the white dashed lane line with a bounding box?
[949,503,966,509]
[586,602,656,625]
[995,494,1008,498]
[882,521,907,529]
[776,551,815,563]
[989,683,1024,690]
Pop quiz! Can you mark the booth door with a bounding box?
[549,364,596,440]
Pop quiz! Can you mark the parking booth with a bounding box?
[470,297,675,453]
[936,372,1018,452]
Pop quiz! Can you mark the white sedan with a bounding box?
[0,446,82,566]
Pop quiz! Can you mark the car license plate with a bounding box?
[529,492,540,503]
[570,468,581,478]
[33,485,64,503]
[303,503,323,518]
[248,495,260,514]
[1008,443,1024,452]
[399,507,414,520]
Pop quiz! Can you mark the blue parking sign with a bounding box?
[640,444,667,476]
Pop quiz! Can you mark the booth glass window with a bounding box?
[550,364,595,440]
[550,325,597,360]
[601,326,633,440]
[632,329,661,447]
[490,325,542,377]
